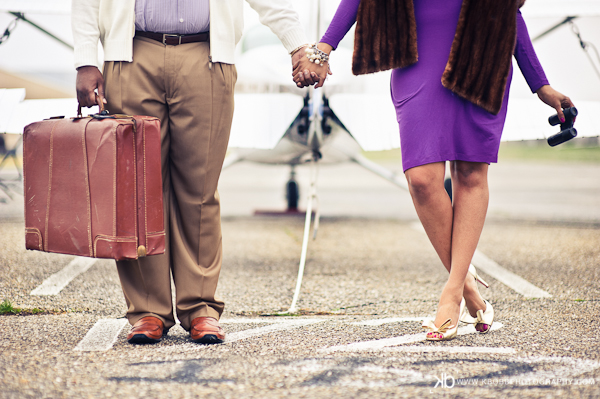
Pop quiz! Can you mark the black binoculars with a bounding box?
[547,107,578,147]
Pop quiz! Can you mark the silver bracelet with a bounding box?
[305,42,329,66]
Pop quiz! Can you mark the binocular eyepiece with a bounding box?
[547,107,578,147]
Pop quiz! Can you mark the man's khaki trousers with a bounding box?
[103,36,236,331]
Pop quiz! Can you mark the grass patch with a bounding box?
[261,309,347,317]
[259,312,301,317]
[362,139,600,164]
[0,299,61,316]
[235,309,346,317]
[499,140,600,163]
[0,299,17,314]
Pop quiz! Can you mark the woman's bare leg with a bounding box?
[405,162,453,270]
[405,161,488,327]
[406,162,461,326]
[449,161,489,317]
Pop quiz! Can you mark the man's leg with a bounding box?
[166,43,237,330]
[103,37,176,330]
[164,41,236,331]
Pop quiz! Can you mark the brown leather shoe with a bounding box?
[191,317,225,344]
[127,316,164,344]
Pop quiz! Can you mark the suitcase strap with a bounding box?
[76,103,137,126]
[77,109,160,258]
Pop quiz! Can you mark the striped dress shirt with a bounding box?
[135,0,210,34]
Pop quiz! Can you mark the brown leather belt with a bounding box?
[135,31,209,46]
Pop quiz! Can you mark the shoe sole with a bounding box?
[192,334,224,344]
[128,334,161,344]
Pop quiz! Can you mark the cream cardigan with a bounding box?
[72,0,308,68]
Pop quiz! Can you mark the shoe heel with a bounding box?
[469,264,489,288]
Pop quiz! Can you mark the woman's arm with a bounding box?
[514,11,549,93]
[320,0,361,50]
[515,11,574,121]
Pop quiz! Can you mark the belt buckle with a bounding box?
[162,34,182,45]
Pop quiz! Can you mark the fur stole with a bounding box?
[353,0,526,114]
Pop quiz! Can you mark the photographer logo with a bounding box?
[431,372,455,392]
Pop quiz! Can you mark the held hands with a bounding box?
[536,85,575,123]
[76,66,107,109]
[292,43,333,89]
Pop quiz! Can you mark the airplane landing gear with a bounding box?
[286,167,299,211]
[444,177,452,201]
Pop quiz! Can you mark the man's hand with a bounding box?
[292,43,333,89]
[536,85,574,123]
[76,66,106,110]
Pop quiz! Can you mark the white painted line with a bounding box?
[486,356,600,384]
[351,317,433,326]
[410,222,552,298]
[471,250,552,298]
[225,319,325,343]
[283,356,599,389]
[220,318,279,324]
[319,322,503,353]
[31,257,99,296]
[157,318,326,353]
[382,346,516,354]
[74,318,128,352]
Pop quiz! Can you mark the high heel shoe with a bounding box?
[474,300,494,333]
[469,264,489,288]
[422,318,458,341]
[460,265,491,324]
[459,298,476,324]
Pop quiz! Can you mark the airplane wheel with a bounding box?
[444,177,452,201]
[286,179,299,211]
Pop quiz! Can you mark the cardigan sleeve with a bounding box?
[245,0,308,53]
[72,0,102,69]
[320,0,361,49]
[514,10,550,93]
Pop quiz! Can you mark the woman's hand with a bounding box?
[292,43,333,89]
[536,85,575,123]
[291,46,320,87]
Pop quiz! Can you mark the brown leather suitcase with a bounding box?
[23,113,165,260]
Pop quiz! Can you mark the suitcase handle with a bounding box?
[77,94,106,117]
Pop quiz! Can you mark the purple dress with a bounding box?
[321,0,549,172]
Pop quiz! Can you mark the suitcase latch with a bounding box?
[137,245,147,258]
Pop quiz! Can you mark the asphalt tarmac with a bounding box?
[0,157,599,398]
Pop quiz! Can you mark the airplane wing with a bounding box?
[0,0,71,14]
[503,98,600,141]
[522,0,600,18]
[0,87,305,148]
[229,93,304,149]
[328,94,400,151]
[0,89,80,134]
[329,92,600,149]
[0,88,25,133]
